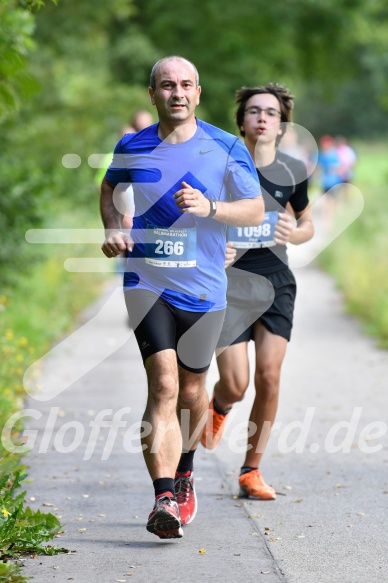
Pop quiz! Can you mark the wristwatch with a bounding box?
[207,199,217,218]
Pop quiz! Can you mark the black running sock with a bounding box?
[240,466,257,476]
[153,477,175,498]
[213,397,232,416]
[176,449,196,474]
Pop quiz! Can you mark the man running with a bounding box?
[201,83,314,500]
[100,57,263,538]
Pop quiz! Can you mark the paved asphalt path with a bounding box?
[22,253,387,582]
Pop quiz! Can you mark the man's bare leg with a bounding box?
[177,366,209,451]
[142,349,182,480]
[243,323,287,468]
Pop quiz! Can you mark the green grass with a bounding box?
[0,205,112,574]
[353,142,388,187]
[1,208,111,471]
[0,561,28,582]
[0,472,67,559]
[318,142,388,347]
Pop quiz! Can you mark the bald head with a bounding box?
[149,56,199,90]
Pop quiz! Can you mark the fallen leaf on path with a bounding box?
[294,499,303,503]
[198,549,206,554]
[42,502,53,507]
[261,571,271,574]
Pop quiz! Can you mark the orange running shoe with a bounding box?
[200,397,230,449]
[238,469,276,500]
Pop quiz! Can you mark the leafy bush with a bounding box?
[0,561,27,582]
[0,472,67,559]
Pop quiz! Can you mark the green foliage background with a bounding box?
[0,0,387,421]
[0,1,387,573]
[0,0,387,385]
[1,0,388,284]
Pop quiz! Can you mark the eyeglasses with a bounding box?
[244,106,281,118]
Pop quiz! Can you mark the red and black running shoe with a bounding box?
[174,471,197,525]
[146,495,183,539]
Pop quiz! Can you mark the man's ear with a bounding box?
[196,85,201,106]
[148,87,155,105]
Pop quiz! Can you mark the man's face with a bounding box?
[241,93,282,146]
[149,59,201,125]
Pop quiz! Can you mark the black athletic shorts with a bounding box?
[124,288,225,373]
[217,267,297,347]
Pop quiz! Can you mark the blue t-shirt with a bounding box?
[318,148,342,191]
[105,119,260,311]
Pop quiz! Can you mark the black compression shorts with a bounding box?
[217,267,297,347]
[124,288,225,373]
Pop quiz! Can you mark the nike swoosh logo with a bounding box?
[199,150,216,155]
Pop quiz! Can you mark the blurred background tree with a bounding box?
[1,0,388,339]
[1,4,387,574]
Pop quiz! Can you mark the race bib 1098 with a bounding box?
[228,210,278,248]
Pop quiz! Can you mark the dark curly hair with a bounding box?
[235,83,294,139]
